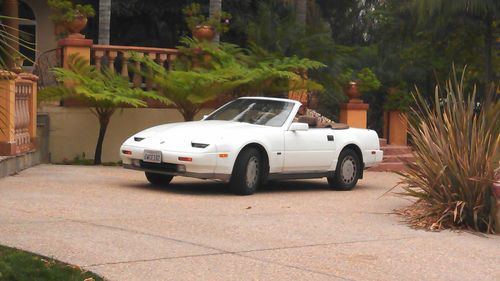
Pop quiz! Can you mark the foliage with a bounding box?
[339,68,381,93]
[234,0,350,120]
[0,245,103,281]
[383,85,412,112]
[47,0,95,24]
[39,54,166,164]
[182,3,231,35]
[399,69,499,233]
[132,37,325,121]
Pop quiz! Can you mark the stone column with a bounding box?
[384,111,408,145]
[339,82,369,128]
[2,0,19,68]
[0,71,18,155]
[57,37,93,69]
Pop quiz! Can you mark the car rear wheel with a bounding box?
[230,148,261,195]
[327,149,361,191]
[145,172,173,186]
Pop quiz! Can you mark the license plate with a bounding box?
[143,150,162,163]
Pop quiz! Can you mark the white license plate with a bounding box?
[143,150,162,163]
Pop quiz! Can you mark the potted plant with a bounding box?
[383,85,411,145]
[339,67,381,102]
[10,55,24,74]
[182,3,231,41]
[48,0,95,37]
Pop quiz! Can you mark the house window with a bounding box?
[18,0,36,67]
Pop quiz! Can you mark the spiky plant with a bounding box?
[40,54,167,164]
[400,68,499,233]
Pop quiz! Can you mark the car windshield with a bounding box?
[205,99,295,127]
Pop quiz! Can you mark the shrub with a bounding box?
[400,69,499,233]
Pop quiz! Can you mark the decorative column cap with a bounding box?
[57,37,93,48]
[17,73,39,82]
[0,70,17,80]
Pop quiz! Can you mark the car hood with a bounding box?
[124,120,270,151]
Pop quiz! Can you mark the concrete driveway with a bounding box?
[0,165,498,281]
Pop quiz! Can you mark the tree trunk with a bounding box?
[484,15,493,84]
[209,0,222,43]
[294,0,307,29]
[93,110,113,165]
[98,0,112,45]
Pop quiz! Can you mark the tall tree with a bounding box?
[209,0,222,43]
[98,0,111,45]
[294,0,307,29]
[414,0,499,83]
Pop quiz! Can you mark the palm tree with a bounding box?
[414,0,499,83]
[98,0,111,45]
[209,0,222,43]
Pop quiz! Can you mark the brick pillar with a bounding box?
[57,38,93,69]
[385,111,408,145]
[0,71,18,155]
[339,82,369,128]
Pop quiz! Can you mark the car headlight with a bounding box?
[191,142,209,148]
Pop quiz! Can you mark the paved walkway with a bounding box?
[0,165,498,281]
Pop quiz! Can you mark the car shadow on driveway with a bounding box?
[122,178,338,196]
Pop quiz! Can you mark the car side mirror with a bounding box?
[289,122,309,131]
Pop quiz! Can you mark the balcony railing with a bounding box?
[91,44,178,90]
[0,71,38,156]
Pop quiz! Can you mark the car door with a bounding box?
[283,128,336,172]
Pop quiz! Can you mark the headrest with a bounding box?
[297,116,317,127]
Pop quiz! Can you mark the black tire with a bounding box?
[230,148,262,195]
[327,149,361,191]
[145,172,173,186]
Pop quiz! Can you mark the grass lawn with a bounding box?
[0,245,104,281]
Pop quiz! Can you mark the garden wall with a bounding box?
[40,105,213,163]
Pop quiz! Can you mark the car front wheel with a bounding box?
[145,172,173,186]
[327,149,361,191]
[230,148,261,195]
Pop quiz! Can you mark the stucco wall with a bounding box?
[40,105,213,163]
[23,0,58,56]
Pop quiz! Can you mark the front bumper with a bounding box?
[120,145,232,182]
[123,163,231,182]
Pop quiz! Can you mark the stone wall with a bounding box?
[40,105,213,163]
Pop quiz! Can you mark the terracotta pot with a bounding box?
[192,25,215,41]
[344,81,361,100]
[66,14,88,34]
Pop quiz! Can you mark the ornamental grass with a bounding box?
[400,70,499,234]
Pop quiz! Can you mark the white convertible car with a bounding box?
[120,97,383,195]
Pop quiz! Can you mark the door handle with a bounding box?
[327,135,334,141]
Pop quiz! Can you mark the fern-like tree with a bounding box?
[40,55,166,164]
[133,37,325,121]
